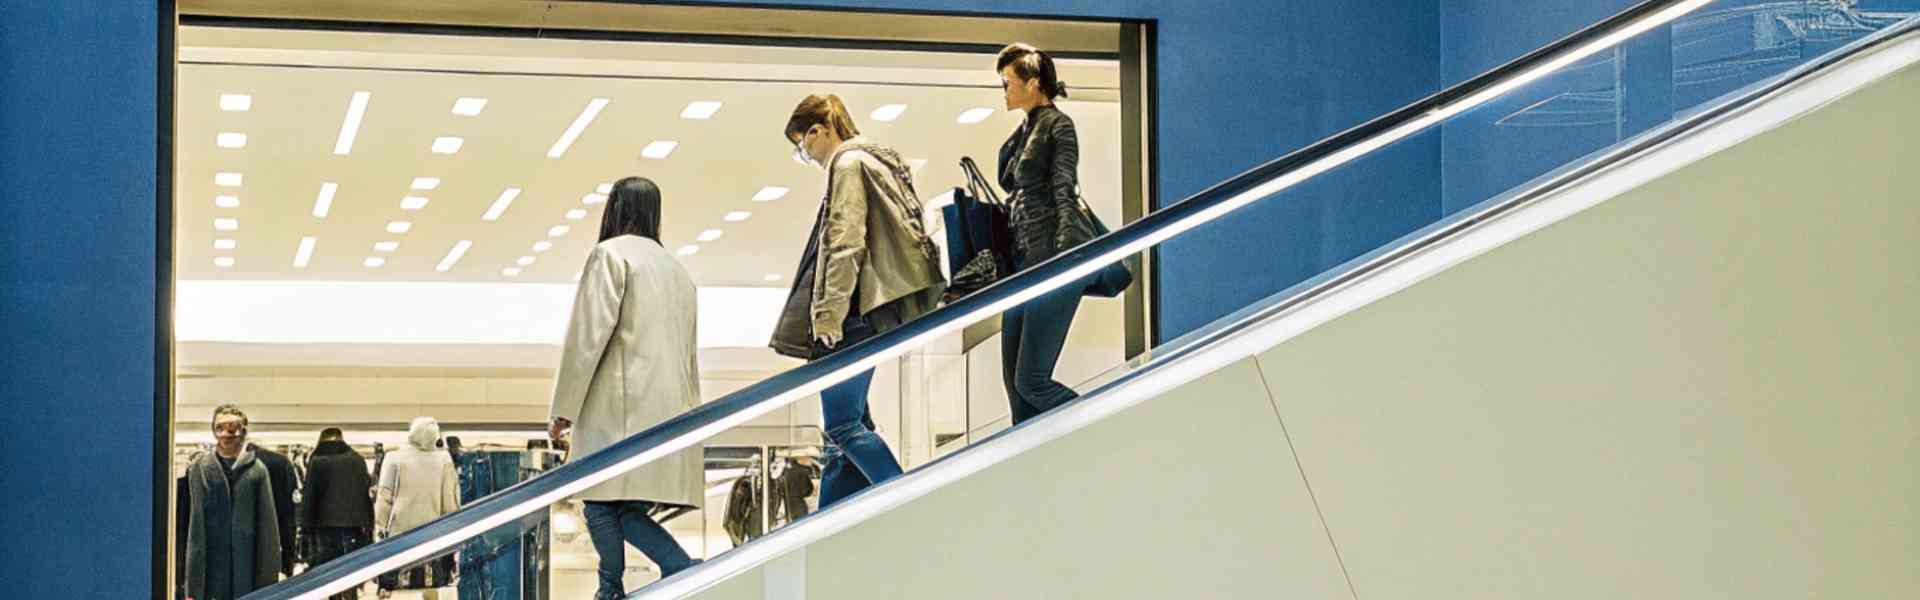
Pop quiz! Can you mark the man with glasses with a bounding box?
[183,405,283,600]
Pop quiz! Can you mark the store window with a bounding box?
[165,2,1152,597]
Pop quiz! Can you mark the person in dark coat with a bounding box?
[251,443,298,576]
[300,428,374,600]
[185,405,283,600]
[994,43,1094,425]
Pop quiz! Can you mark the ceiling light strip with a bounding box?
[482,188,521,221]
[293,236,317,268]
[547,98,609,158]
[312,182,338,218]
[437,240,473,272]
[333,91,371,156]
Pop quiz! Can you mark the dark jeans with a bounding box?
[1002,265,1087,425]
[817,368,903,508]
[584,500,696,600]
[309,527,370,600]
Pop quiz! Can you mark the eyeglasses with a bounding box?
[791,127,818,166]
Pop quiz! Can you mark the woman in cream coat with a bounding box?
[551,177,703,599]
[374,416,458,598]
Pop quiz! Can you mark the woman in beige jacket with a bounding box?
[773,95,946,509]
[550,177,703,599]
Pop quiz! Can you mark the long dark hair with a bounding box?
[599,176,662,242]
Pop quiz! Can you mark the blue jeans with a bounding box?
[1002,268,1086,425]
[817,368,903,508]
[583,501,695,600]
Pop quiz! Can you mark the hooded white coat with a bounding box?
[375,417,460,537]
[551,236,704,506]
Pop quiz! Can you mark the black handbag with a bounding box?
[1057,192,1135,298]
[941,157,1015,302]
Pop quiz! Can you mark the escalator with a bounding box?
[249,2,1920,598]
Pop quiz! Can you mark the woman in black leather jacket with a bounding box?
[995,43,1088,425]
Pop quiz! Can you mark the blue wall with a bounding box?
[0,1,1446,595]
[0,2,161,597]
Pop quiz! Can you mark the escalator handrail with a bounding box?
[249,1,1713,597]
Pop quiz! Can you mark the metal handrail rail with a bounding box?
[249,1,1717,597]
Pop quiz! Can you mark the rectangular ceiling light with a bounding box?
[681,101,723,120]
[312,182,338,218]
[582,193,606,205]
[213,239,236,250]
[293,236,317,268]
[374,241,400,253]
[908,158,928,171]
[482,188,520,221]
[219,94,252,112]
[410,177,441,190]
[214,172,244,187]
[516,256,536,266]
[548,225,571,238]
[870,104,908,122]
[363,257,386,268]
[724,211,751,222]
[677,245,700,256]
[641,140,679,160]
[333,91,371,155]
[214,195,240,208]
[957,107,996,124]
[548,98,609,158]
[502,267,522,277]
[386,221,412,234]
[216,133,247,148]
[752,186,790,202]
[697,229,724,242]
[401,196,430,210]
[565,209,588,221]
[436,240,472,271]
[213,218,239,231]
[214,257,235,268]
[452,97,488,116]
[596,183,613,195]
[431,136,464,155]
[532,241,553,252]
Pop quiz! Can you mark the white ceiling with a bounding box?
[176,26,1121,288]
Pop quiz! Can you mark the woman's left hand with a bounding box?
[815,330,843,349]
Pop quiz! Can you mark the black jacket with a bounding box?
[300,440,375,530]
[251,445,298,575]
[998,104,1083,266]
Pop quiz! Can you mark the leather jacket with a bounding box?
[998,104,1082,266]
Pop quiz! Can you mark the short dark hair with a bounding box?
[318,427,344,442]
[996,43,1068,100]
[212,404,248,428]
[783,94,861,144]
[599,177,663,243]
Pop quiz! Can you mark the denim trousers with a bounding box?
[1001,267,1087,425]
[583,500,696,600]
[816,368,903,508]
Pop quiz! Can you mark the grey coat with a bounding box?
[185,449,283,600]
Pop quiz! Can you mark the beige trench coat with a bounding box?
[551,235,703,506]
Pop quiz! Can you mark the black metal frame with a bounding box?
[155,0,178,598]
